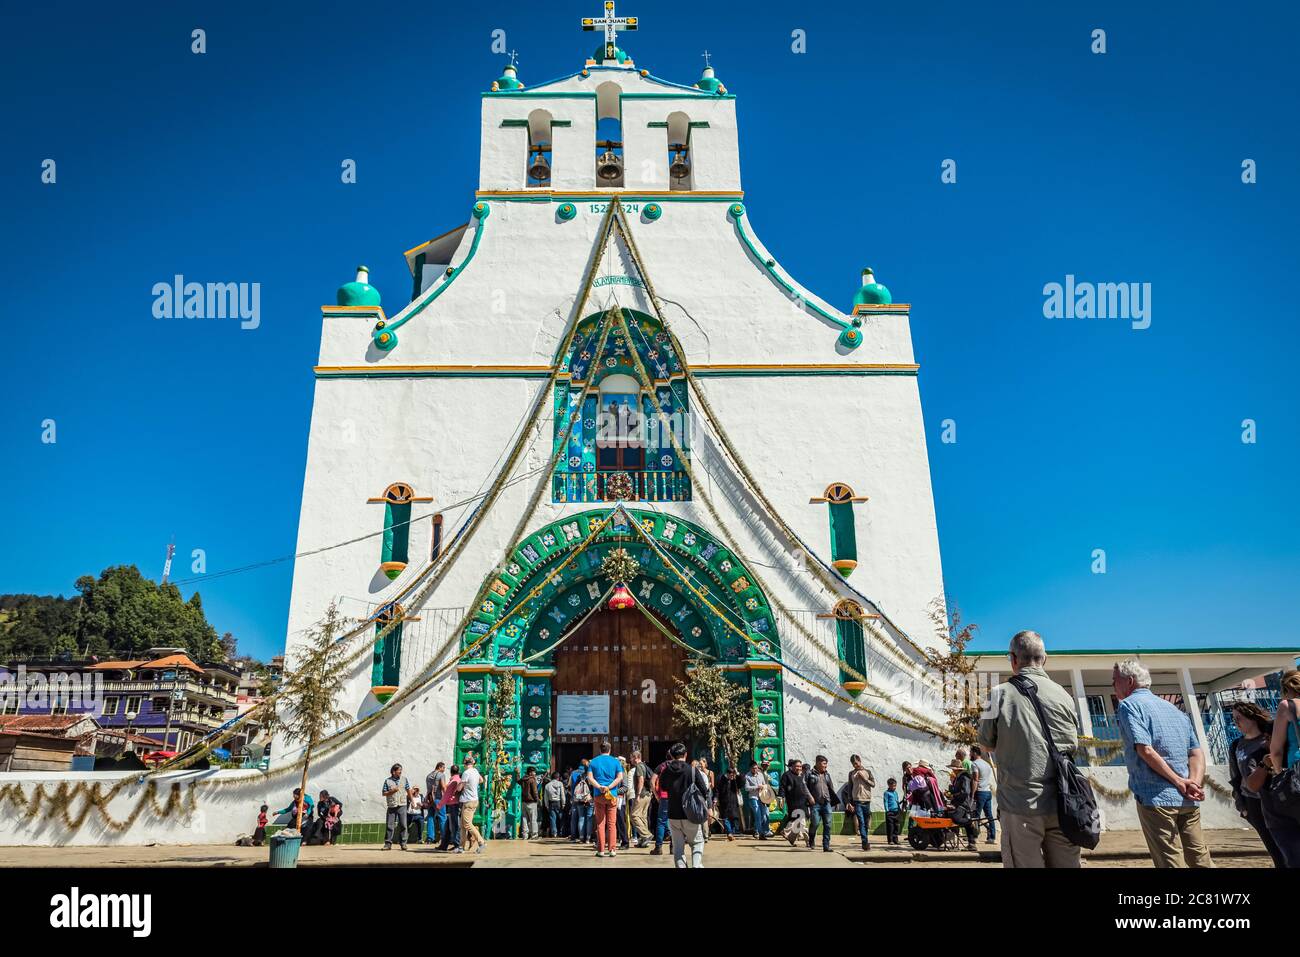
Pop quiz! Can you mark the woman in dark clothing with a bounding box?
[714,767,744,840]
[1229,702,1288,868]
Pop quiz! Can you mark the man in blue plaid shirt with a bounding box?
[1113,659,1213,867]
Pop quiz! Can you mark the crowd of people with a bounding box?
[255,631,1300,869]
[407,740,975,867]
[981,630,1300,868]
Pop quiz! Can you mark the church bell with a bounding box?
[596,149,624,182]
[668,143,691,181]
[528,147,551,184]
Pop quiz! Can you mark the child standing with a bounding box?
[253,804,269,846]
[883,779,901,846]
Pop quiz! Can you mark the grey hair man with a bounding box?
[977,630,1081,868]
[1113,658,1212,868]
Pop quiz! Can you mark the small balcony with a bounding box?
[552,469,691,504]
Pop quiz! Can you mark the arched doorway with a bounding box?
[451,507,787,836]
[551,603,686,771]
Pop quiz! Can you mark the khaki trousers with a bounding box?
[630,795,651,841]
[999,811,1081,868]
[460,800,485,851]
[1136,803,1213,868]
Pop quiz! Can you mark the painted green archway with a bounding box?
[452,507,788,837]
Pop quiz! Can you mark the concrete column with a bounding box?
[1071,670,1092,738]
[1180,667,1211,756]
[1071,668,1093,738]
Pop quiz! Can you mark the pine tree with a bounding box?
[257,602,351,831]
[925,597,981,745]
[671,665,757,768]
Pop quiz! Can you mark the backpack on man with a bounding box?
[680,765,710,825]
[1007,674,1102,850]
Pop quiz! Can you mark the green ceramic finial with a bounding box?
[853,267,892,307]
[337,265,381,307]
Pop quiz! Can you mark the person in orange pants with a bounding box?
[586,741,625,858]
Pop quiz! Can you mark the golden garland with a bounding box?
[205,303,627,780]
[4,208,634,835]
[1082,771,1235,804]
[149,204,633,782]
[609,301,946,736]
[196,285,630,783]
[607,220,938,696]
[613,202,937,675]
[0,780,198,832]
[625,511,944,737]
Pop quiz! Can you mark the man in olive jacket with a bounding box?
[845,756,877,850]
[977,630,1080,868]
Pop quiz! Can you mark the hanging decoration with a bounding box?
[608,583,635,610]
[600,545,640,583]
[604,470,634,501]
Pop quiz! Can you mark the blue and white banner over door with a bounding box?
[555,693,611,735]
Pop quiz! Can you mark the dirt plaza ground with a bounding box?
[0,829,1270,868]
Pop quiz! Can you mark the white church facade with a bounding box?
[280,14,953,833]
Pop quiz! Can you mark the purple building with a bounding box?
[0,646,240,753]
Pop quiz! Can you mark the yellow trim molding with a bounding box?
[322,304,389,322]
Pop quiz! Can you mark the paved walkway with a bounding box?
[0,829,1269,868]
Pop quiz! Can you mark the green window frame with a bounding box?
[832,600,868,693]
[375,482,422,580]
[812,482,865,578]
[372,604,404,689]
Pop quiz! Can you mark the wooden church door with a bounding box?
[551,606,686,759]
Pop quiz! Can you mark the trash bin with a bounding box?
[269,831,302,869]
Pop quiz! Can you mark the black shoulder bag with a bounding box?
[1008,674,1102,850]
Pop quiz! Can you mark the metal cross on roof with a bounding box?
[507,49,519,68]
[581,0,638,60]
[701,50,712,68]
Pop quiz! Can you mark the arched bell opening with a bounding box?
[595,81,625,187]
[666,111,693,190]
[526,108,553,187]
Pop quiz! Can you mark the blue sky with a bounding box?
[2,1,1296,661]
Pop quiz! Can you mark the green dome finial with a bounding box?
[694,54,726,94]
[337,265,381,307]
[853,267,892,307]
[592,42,631,64]
[491,54,525,92]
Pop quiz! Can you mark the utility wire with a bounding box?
[166,465,545,587]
